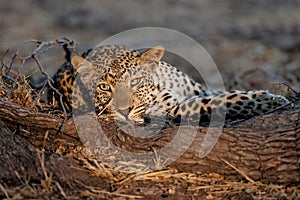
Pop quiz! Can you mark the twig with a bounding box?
[55,181,68,199]
[7,39,39,77]
[114,169,175,193]
[36,149,48,180]
[0,183,11,200]
[2,38,78,133]
[220,158,255,183]
[32,38,77,54]
[75,180,144,199]
[32,54,67,117]
[43,130,49,150]
[90,188,144,199]
[278,82,300,101]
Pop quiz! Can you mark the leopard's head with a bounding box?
[71,45,164,123]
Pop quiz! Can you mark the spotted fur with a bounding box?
[49,45,290,124]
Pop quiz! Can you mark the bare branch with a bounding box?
[1,37,79,133]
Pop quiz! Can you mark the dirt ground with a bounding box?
[0,0,300,199]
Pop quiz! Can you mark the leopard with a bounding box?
[49,45,291,125]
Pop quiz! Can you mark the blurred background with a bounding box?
[1,0,300,91]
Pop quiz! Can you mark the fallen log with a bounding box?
[0,99,299,185]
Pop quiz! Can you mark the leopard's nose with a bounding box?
[117,108,131,117]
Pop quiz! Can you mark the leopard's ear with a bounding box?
[71,56,93,71]
[140,45,164,63]
[71,56,96,83]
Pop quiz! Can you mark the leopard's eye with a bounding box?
[130,77,142,87]
[99,83,111,91]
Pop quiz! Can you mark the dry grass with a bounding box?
[2,76,40,110]
[55,145,299,199]
[0,39,299,199]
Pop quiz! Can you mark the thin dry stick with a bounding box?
[3,38,78,133]
[31,39,77,132]
[115,168,175,193]
[220,158,255,183]
[0,183,11,200]
[90,188,144,199]
[14,170,25,185]
[279,82,300,101]
[5,40,40,89]
[43,130,49,150]
[32,54,67,115]
[55,182,68,199]
[75,180,144,199]
[37,149,48,180]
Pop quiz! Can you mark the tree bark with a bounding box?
[0,99,299,185]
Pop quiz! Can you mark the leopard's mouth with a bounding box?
[127,105,145,124]
[108,106,145,124]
